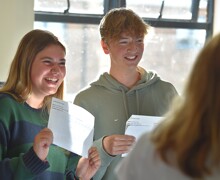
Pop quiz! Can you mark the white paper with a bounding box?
[48,97,94,158]
[123,115,163,157]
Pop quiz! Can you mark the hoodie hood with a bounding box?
[90,67,161,119]
[90,67,160,93]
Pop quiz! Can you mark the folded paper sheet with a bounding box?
[48,97,94,158]
[123,115,163,157]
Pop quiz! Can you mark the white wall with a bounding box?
[214,0,220,35]
[0,0,34,82]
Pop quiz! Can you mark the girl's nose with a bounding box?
[51,65,60,74]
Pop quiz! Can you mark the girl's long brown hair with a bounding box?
[151,33,220,178]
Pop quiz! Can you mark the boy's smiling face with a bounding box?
[102,32,144,71]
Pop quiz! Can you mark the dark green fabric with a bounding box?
[0,93,80,179]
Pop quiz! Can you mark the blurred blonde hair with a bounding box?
[99,8,150,42]
[0,29,66,111]
[151,33,220,178]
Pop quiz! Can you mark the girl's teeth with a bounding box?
[47,78,57,82]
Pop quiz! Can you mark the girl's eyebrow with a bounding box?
[41,57,66,61]
[40,56,53,60]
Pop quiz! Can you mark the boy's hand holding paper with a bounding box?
[123,115,163,157]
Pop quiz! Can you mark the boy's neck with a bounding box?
[110,67,141,89]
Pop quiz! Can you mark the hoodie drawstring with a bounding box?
[120,87,140,120]
[136,90,140,114]
[121,88,129,120]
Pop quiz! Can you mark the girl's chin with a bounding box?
[45,88,59,95]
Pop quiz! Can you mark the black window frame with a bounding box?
[34,0,214,40]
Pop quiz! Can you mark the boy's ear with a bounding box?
[101,40,109,54]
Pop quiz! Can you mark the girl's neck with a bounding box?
[26,95,44,109]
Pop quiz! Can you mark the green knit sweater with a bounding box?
[0,93,80,179]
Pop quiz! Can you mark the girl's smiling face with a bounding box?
[30,44,66,100]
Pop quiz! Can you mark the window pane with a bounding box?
[34,0,104,14]
[69,0,104,14]
[34,0,67,12]
[34,22,206,99]
[141,28,205,94]
[198,0,208,22]
[127,0,194,20]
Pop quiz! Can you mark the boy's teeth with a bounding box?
[127,56,135,59]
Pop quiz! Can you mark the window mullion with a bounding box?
[191,0,200,21]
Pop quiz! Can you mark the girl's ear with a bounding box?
[101,40,109,54]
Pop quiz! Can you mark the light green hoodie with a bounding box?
[74,67,178,180]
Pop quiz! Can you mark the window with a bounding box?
[34,0,214,99]
[34,0,104,14]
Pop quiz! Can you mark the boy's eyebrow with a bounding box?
[119,36,143,40]
[119,36,131,39]
[119,37,129,40]
[120,33,144,38]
